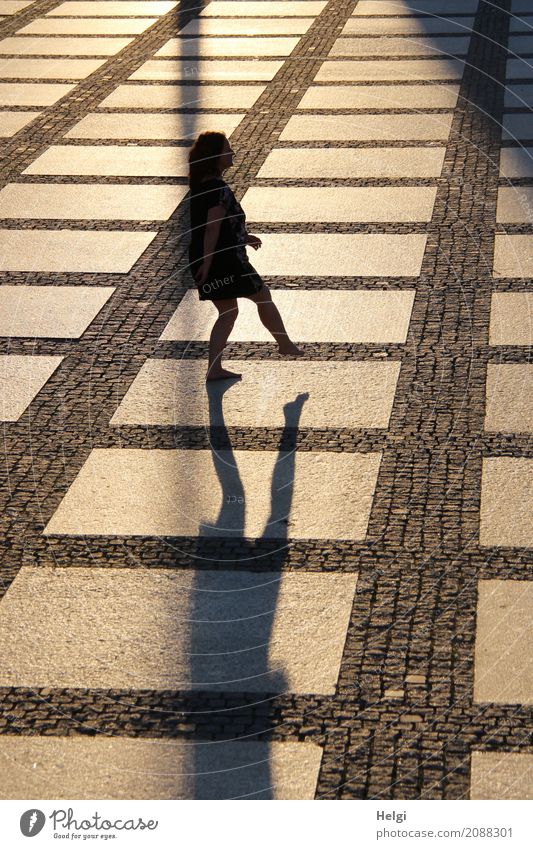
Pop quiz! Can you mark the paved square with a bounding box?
[329,36,470,57]
[499,147,533,177]
[470,752,533,800]
[0,566,357,693]
[315,59,464,81]
[0,230,156,272]
[506,58,533,79]
[0,1,33,11]
[0,82,75,106]
[504,83,533,108]
[0,111,39,135]
[502,114,533,141]
[0,183,188,220]
[0,286,115,339]
[257,147,446,178]
[479,457,533,548]
[43,448,382,540]
[297,83,459,109]
[493,235,533,278]
[65,112,244,139]
[100,83,265,109]
[489,292,533,345]
[484,364,533,433]
[343,16,474,35]
[130,58,284,81]
[19,18,158,34]
[241,186,438,222]
[48,1,178,15]
[200,2,326,15]
[0,736,323,800]
[0,355,63,421]
[0,58,106,78]
[23,144,191,177]
[508,35,533,53]
[496,187,533,223]
[180,18,314,35]
[0,37,133,56]
[280,112,454,140]
[474,580,533,704]
[352,0,478,13]
[110,359,401,428]
[160,289,416,342]
[155,37,301,57]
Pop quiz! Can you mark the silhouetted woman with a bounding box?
[188,131,302,381]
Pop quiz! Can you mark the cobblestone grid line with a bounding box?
[0,0,531,799]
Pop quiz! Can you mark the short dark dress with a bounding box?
[188,177,264,301]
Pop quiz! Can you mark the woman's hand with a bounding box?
[194,262,210,288]
[245,233,262,251]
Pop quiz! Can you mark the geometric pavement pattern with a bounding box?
[0,0,531,800]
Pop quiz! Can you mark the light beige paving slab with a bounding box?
[471,752,533,800]
[513,0,533,11]
[329,36,470,57]
[474,580,533,704]
[343,15,474,34]
[200,1,326,15]
[24,144,191,176]
[48,1,178,15]
[242,186,438,222]
[510,15,533,32]
[496,187,533,223]
[0,183,187,220]
[130,58,283,81]
[506,58,533,79]
[503,114,533,140]
[0,0,33,12]
[156,37,300,57]
[0,110,39,135]
[508,35,533,53]
[298,83,459,109]
[0,229,156,272]
[181,18,313,35]
[44,447,382,540]
[111,359,401,428]
[489,292,533,345]
[485,364,533,433]
[258,146,446,178]
[100,83,265,109]
[0,354,63,421]
[0,286,115,338]
[499,147,533,177]
[315,58,464,81]
[0,58,106,78]
[0,735,323,800]
[0,565,357,694]
[352,0,478,13]
[493,235,533,278]
[479,457,533,548]
[280,112,454,141]
[20,17,158,34]
[504,83,533,108]
[0,82,74,105]
[65,111,244,139]
[0,37,133,55]
[161,288,417,342]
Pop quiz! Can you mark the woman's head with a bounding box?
[188,131,233,186]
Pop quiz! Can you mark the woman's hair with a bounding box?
[188,131,227,187]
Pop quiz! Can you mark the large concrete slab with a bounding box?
[241,186,438,222]
[48,1,177,15]
[0,229,156,272]
[474,580,533,704]
[280,112,454,140]
[181,18,314,35]
[0,566,357,694]
[479,457,533,548]
[508,35,533,53]
[201,1,326,14]
[258,146,446,178]
[503,114,533,140]
[470,752,533,800]
[130,58,284,81]
[44,448,382,540]
[499,147,533,177]
[100,83,265,109]
[298,83,459,109]
[0,58,106,78]
[23,144,191,176]
[0,286,115,338]
[155,37,301,57]
[496,187,533,223]
[111,359,402,428]
[0,735,323,800]
[0,355,63,421]
[0,110,39,135]
[504,83,533,108]
[493,235,533,278]
[19,17,158,34]
[65,111,244,139]
[489,292,533,345]
[329,36,470,57]
[315,58,464,81]
[160,289,416,342]
[484,364,533,433]
[343,16,474,34]
[506,58,533,79]
[0,183,188,220]
[0,0,33,11]
[352,0,479,13]
[0,82,74,106]
[0,37,133,55]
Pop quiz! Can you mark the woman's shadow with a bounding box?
[189,380,308,799]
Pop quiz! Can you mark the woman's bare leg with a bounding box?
[207,298,241,381]
[245,284,302,355]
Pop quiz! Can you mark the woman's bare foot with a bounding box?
[278,341,304,356]
[206,368,242,382]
